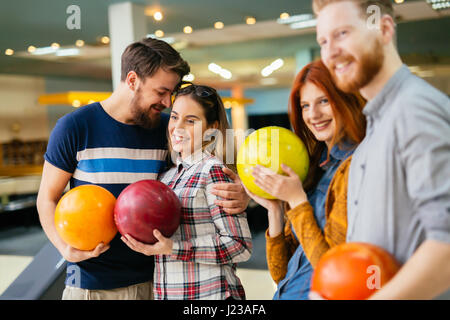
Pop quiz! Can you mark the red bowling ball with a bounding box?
[114,180,181,244]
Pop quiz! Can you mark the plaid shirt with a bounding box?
[155,151,252,300]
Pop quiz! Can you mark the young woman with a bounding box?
[121,83,252,300]
[246,59,366,299]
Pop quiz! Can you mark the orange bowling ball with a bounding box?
[55,185,117,251]
[311,242,401,300]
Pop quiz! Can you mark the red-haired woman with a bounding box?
[245,59,366,299]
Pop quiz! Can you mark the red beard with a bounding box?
[330,37,384,93]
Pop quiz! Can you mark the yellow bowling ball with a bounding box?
[237,126,309,199]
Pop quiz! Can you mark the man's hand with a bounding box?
[62,242,110,263]
[210,167,250,214]
[369,240,450,299]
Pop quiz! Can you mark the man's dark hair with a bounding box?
[120,37,190,82]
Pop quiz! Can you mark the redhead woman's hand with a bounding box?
[243,185,285,238]
[121,230,173,256]
[242,184,282,214]
[252,163,308,209]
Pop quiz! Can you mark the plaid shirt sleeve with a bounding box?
[170,164,253,264]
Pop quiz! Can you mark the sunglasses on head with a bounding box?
[173,81,217,98]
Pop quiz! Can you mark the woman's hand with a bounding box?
[252,163,308,210]
[121,230,173,256]
[242,185,285,238]
[243,184,282,214]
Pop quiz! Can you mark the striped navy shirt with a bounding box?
[45,102,169,290]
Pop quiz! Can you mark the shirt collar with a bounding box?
[319,140,355,168]
[363,64,411,119]
[176,149,209,171]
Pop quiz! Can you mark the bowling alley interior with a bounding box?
[0,0,449,300]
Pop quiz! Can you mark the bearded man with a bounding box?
[37,38,249,300]
[314,0,450,299]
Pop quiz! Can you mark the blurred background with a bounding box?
[0,0,449,300]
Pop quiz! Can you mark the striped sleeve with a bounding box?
[44,113,79,174]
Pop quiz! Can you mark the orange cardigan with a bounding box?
[265,156,351,284]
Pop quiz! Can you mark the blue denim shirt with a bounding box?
[273,143,354,300]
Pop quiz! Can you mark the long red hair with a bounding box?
[289,59,366,191]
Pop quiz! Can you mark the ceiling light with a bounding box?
[280,12,290,19]
[72,100,81,108]
[27,46,36,53]
[155,30,164,38]
[208,63,232,79]
[246,17,256,25]
[32,46,57,55]
[208,63,222,74]
[277,13,316,29]
[277,14,313,24]
[51,42,60,50]
[55,48,80,57]
[271,58,284,69]
[261,58,284,77]
[290,19,317,29]
[5,48,14,56]
[153,11,163,21]
[394,0,404,3]
[214,21,224,29]
[183,26,193,34]
[101,36,110,44]
[183,73,195,82]
[29,46,79,57]
[75,39,85,47]
[261,67,272,77]
[426,0,450,10]
[219,69,232,79]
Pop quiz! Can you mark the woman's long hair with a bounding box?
[289,59,366,192]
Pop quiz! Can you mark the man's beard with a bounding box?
[130,90,163,129]
[331,37,384,93]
